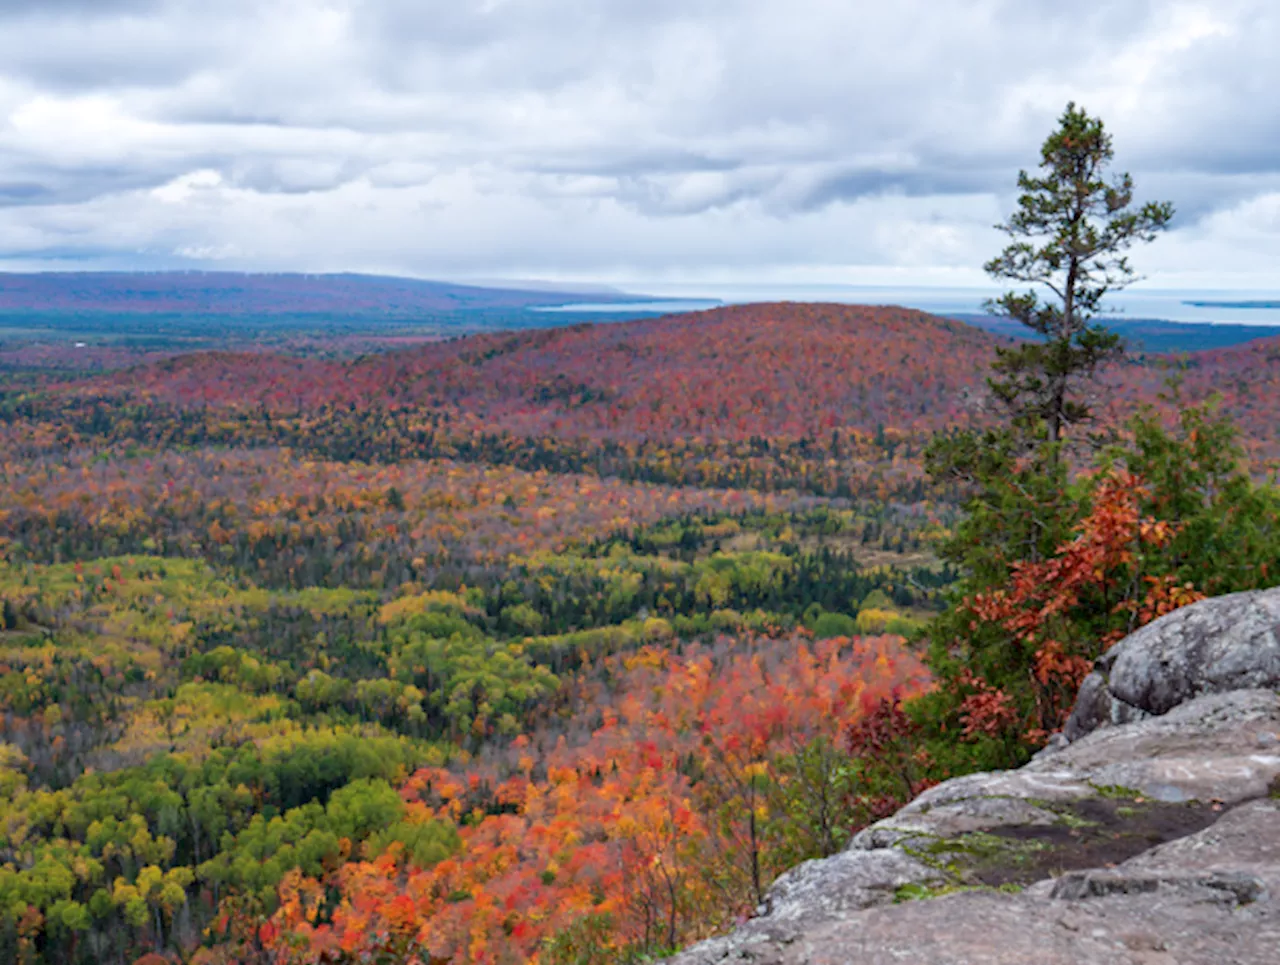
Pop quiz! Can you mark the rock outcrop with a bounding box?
[672,588,1280,965]
[1065,586,1280,740]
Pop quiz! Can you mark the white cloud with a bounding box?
[151,169,225,204]
[0,0,1275,287]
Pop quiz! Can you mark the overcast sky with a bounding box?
[0,0,1277,291]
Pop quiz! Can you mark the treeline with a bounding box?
[0,446,777,588]
[0,447,947,601]
[0,396,939,500]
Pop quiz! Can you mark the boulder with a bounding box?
[1064,587,1280,741]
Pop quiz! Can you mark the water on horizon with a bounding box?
[535,286,1280,326]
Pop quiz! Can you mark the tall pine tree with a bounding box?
[984,102,1174,449]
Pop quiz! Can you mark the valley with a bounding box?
[1,300,1278,964]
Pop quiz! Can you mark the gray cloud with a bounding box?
[0,182,51,202]
[0,0,165,12]
[0,0,1276,286]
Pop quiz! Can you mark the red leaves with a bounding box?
[1,448,767,575]
[1114,574,1205,638]
[954,671,1019,741]
[845,695,935,816]
[963,469,1206,740]
[847,695,915,758]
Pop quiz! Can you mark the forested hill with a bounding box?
[54,301,1280,461]
[1101,331,1280,451]
[78,303,1005,439]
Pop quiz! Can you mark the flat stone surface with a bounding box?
[854,690,1280,854]
[1099,798,1280,893]
[732,889,1280,965]
[1035,689,1280,804]
[856,795,1061,843]
[729,848,943,940]
[678,856,1280,965]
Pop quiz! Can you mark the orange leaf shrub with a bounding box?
[963,469,1205,740]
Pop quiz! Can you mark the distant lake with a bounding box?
[565,286,1280,326]
[531,300,722,314]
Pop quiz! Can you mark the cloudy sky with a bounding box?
[0,0,1277,291]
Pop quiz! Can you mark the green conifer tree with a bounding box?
[984,102,1174,449]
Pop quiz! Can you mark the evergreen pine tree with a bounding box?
[983,102,1174,450]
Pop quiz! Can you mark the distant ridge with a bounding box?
[86,302,1003,438]
[3,272,1275,357]
[0,270,646,316]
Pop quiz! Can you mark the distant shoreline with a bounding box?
[1185,300,1280,309]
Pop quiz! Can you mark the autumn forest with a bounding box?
[2,297,1280,965]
